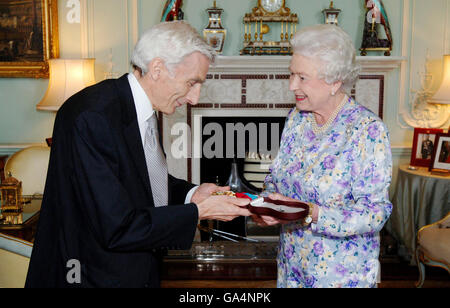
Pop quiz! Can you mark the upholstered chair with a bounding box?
[415,212,450,288]
[0,233,32,288]
[0,145,49,287]
[4,145,51,196]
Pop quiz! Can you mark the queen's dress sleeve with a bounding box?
[312,120,393,237]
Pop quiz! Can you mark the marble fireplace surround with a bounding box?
[162,56,405,183]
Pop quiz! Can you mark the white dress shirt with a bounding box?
[127,73,197,204]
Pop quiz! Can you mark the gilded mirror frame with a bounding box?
[0,0,59,78]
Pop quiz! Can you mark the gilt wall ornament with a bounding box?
[402,52,450,128]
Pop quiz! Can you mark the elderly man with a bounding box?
[26,21,250,288]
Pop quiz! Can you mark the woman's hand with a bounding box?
[267,192,299,203]
[251,192,319,226]
[251,214,289,227]
[250,193,296,226]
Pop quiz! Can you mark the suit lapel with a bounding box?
[114,74,154,204]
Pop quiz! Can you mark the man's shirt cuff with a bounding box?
[185,186,199,204]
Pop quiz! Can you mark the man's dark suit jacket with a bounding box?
[25,74,198,288]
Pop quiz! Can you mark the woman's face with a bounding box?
[289,54,336,113]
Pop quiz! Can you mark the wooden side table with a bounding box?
[0,198,41,242]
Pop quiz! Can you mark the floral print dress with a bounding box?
[264,97,393,288]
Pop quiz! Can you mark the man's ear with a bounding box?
[147,58,166,81]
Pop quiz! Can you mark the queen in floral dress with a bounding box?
[252,25,393,288]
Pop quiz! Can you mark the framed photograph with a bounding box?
[0,0,59,78]
[429,132,450,174]
[410,128,444,167]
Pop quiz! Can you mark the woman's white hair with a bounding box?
[131,21,216,75]
[290,24,360,93]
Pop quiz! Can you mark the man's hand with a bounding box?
[196,195,251,222]
[191,183,230,204]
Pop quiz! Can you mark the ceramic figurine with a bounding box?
[360,0,392,56]
[161,0,184,22]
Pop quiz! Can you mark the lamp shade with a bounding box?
[37,59,96,111]
[429,54,450,104]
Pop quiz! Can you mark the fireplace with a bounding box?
[189,106,292,185]
[199,116,286,186]
[161,55,403,242]
[196,115,286,240]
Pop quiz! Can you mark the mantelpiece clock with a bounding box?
[241,0,299,55]
[261,0,284,12]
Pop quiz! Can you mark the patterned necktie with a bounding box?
[144,114,168,207]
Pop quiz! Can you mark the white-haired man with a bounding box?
[26,21,250,288]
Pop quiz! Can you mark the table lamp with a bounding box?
[428,54,450,104]
[36,59,96,146]
[36,58,96,111]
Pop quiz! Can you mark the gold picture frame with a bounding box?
[0,0,59,78]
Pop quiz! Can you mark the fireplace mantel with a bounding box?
[164,56,406,182]
[209,56,406,73]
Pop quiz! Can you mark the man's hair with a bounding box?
[131,21,216,75]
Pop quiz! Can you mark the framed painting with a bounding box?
[429,132,450,175]
[410,128,444,168]
[0,0,59,78]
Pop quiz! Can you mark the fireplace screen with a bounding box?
[200,116,285,186]
[199,116,286,241]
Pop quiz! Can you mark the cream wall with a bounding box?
[0,0,449,194]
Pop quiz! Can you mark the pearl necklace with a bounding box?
[311,95,349,136]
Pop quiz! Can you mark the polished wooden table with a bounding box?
[0,198,41,242]
[161,241,278,288]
